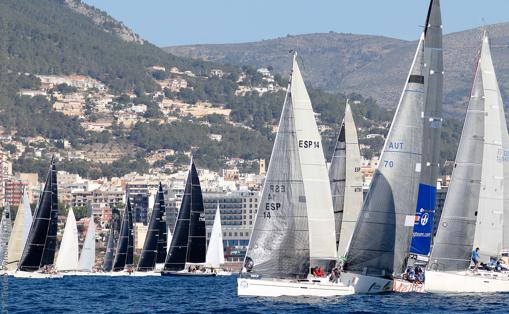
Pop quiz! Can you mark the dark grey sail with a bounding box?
[329,120,346,249]
[18,159,59,272]
[164,161,206,271]
[137,183,167,271]
[102,226,116,272]
[428,50,484,272]
[112,199,134,272]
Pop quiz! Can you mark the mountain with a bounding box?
[164,23,509,116]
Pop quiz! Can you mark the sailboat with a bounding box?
[339,1,442,294]
[15,158,63,278]
[237,53,353,297]
[110,198,135,276]
[101,222,116,273]
[55,208,79,273]
[425,31,509,293]
[161,160,212,277]
[135,183,167,276]
[5,190,33,273]
[205,204,230,276]
[329,102,363,260]
[0,206,12,274]
[76,215,96,275]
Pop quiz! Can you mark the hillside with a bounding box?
[165,23,509,116]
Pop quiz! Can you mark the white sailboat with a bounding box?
[56,208,79,273]
[205,204,230,276]
[0,206,13,274]
[237,53,354,297]
[329,102,363,259]
[75,217,96,275]
[425,31,509,293]
[6,190,33,274]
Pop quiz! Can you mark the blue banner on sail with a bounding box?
[410,183,436,255]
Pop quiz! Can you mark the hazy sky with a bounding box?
[82,0,509,47]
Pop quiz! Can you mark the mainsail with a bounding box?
[112,199,134,272]
[345,33,425,277]
[0,207,12,267]
[164,161,206,271]
[78,217,96,272]
[410,0,443,256]
[137,183,167,271]
[205,204,225,268]
[6,190,33,270]
[18,159,59,272]
[102,225,116,272]
[243,53,336,279]
[329,103,363,258]
[55,208,79,271]
[428,34,489,271]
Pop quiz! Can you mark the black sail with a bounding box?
[137,183,167,271]
[164,161,206,271]
[112,199,134,272]
[102,225,116,272]
[18,159,59,271]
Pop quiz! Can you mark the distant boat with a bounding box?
[237,52,354,297]
[426,31,509,293]
[340,0,442,294]
[329,102,363,259]
[205,204,230,276]
[0,206,12,273]
[15,158,63,279]
[111,198,135,276]
[161,159,212,276]
[55,208,79,273]
[6,190,33,272]
[102,222,117,273]
[77,215,96,274]
[135,183,167,276]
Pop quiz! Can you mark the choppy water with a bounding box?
[1,275,508,313]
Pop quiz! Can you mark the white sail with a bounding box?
[337,103,363,257]
[0,208,12,267]
[56,208,79,271]
[205,204,225,268]
[78,217,96,272]
[166,227,172,254]
[6,191,33,270]
[472,33,505,258]
[291,55,337,261]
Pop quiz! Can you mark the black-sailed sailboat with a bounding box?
[111,198,134,275]
[162,159,211,276]
[15,158,62,278]
[136,183,167,274]
[102,224,116,272]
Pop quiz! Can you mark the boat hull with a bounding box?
[425,270,509,293]
[161,270,215,277]
[13,271,63,279]
[392,278,424,293]
[215,270,232,276]
[237,277,354,297]
[340,272,393,294]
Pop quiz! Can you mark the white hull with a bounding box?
[0,270,15,276]
[13,271,63,279]
[392,278,424,293]
[215,270,232,276]
[110,271,136,277]
[237,277,354,297]
[161,270,216,277]
[62,271,105,277]
[131,271,161,277]
[425,270,509,293]
[340,272,393,294]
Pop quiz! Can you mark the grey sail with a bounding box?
[243,55,309,279]
[329,119,346,250]
[0,207,12,267]
[345,34,425,278]
[428,41,485,272]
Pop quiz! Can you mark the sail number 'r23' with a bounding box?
[264,184,285,219]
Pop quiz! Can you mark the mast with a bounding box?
[18,158,59,271]
[55,208,79,271]
[6,190,33,270]
[410,0,444,256]
[345,33,426,277]
[0,206,12,268]
[428,35,486,272]
[205,203,225,268]
[137,183,167,271]
[78,216,96,272]
[112,198,134,271]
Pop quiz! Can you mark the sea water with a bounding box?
[1,276,508,313]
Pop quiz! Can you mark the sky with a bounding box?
[82,0,509,47]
